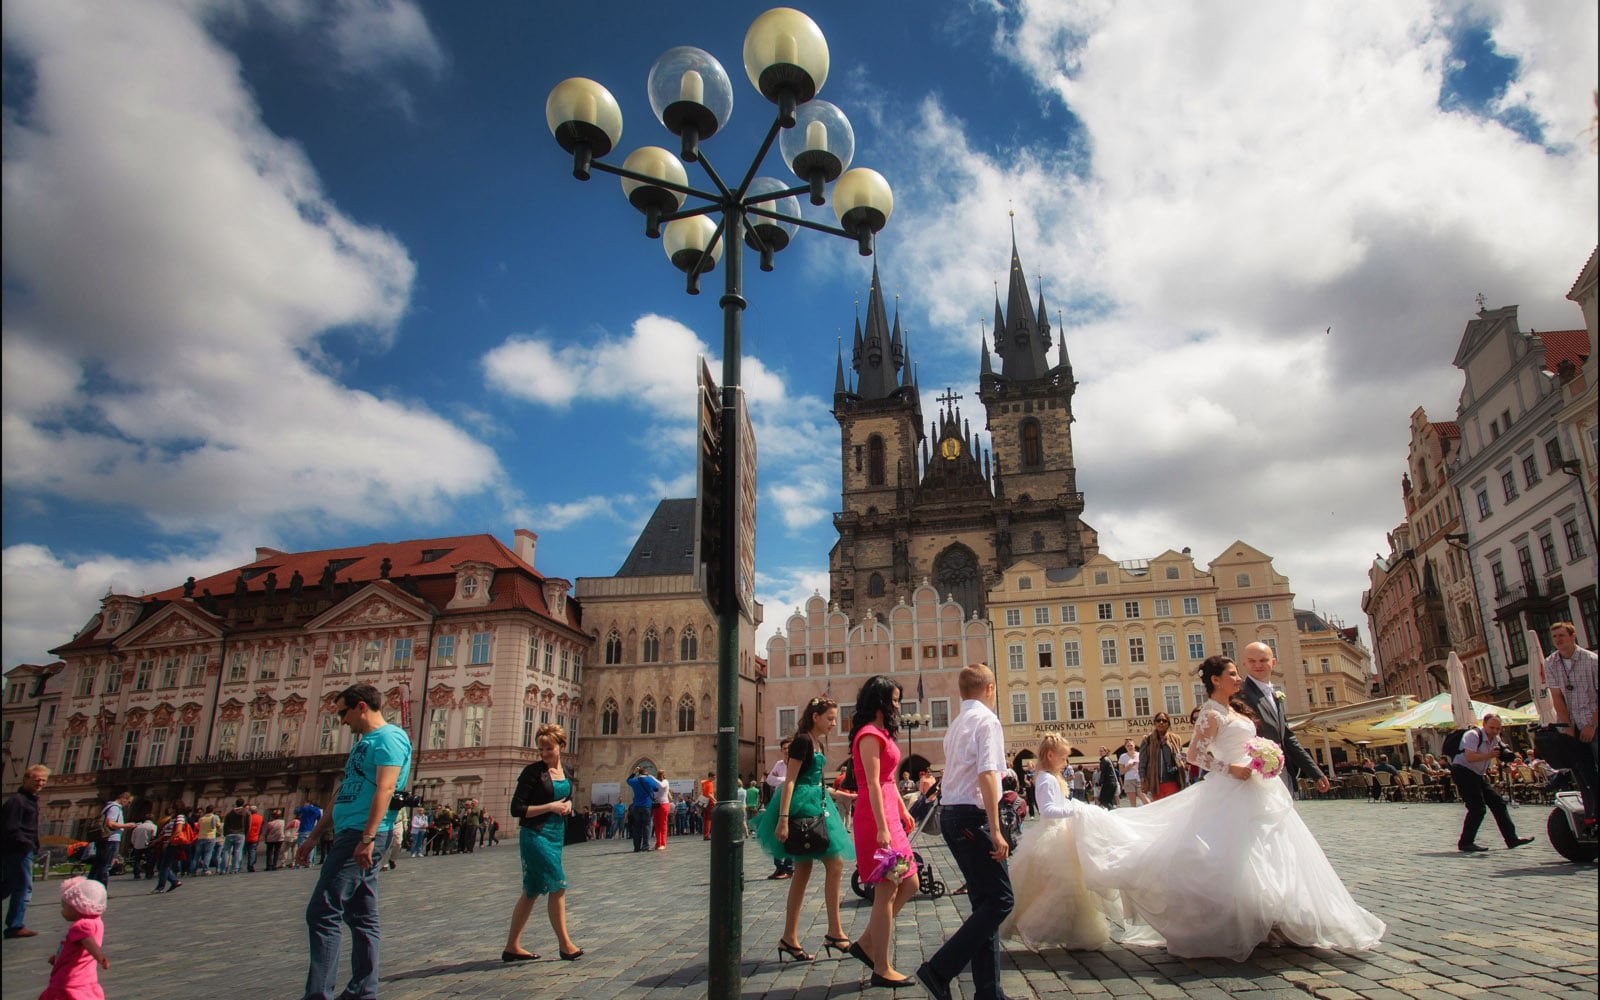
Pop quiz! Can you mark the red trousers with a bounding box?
[1154,781,1182,800]
[653,803,669,848]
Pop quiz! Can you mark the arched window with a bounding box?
[604,630,623,664]
[642,628,660,663]
[934,544,984,619]
[867,434,886,486]
[600,698,619,735]
[677,694,695,732]
[868,573,885,597]
[680,627,698,661]
[639,696,657,734]
[1021,419,1043,468]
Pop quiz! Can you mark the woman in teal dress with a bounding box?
[503,723,583,962]
[753,696,855,962]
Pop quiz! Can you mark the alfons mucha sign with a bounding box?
[1026,716,1195,738]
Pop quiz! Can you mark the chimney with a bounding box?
[255,546,284,562]
[514,529,538,568]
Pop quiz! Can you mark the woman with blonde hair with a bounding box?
[752,696,855,962]
[503,723,583,962]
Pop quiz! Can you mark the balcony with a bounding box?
[97,752,346,788]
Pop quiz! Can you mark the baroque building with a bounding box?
[1293,610,1374,711]
[829,239,1098,622]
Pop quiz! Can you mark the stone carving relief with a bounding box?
[462,681,492,708]
[249,694,277,720]
[151,704,175,728]
[280,694,307,718]
[427,684,457,709]
[179,702,204,725]
[66,714,89,736]
[218,699,245,722]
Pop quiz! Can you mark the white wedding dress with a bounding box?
[1070,701,1386,961]
[1001,771,1113,950]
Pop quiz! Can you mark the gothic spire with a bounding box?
[996,227,1053,380]
[855,262,898,399]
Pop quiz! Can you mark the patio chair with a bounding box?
[1374,770,1396,801]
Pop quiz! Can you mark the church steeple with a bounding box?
[854,263,900,399]
[996,233,1053,381]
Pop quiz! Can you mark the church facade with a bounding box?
[829,238,1098,623]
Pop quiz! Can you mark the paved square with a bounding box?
[2,800,1594,998]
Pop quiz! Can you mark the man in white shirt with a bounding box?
[917,664,1015,1000]
[1545,621,1597,824]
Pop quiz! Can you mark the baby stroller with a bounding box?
[850,789,946,900]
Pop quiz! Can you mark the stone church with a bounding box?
[829,237,1098,621]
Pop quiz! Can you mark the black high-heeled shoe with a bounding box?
[846,940,872,967]
[869,972,917,988]
[777,939,814,962]
[822,935,850,957]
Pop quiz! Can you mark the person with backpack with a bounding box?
[1096,748,1119,809]
[88,791,135,885]
[1447,713,1534,853]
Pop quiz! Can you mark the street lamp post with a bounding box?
[545,10,893,998]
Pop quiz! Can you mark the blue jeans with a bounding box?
[303,829,391,1000]
[928,805,1015,1000]
[222,833,246,873]
[244,840,259,872]
[156,844,184,890]
[2,850,32,931]
[192,838,218,873]
[408,831,425,858]
[90,838,120,884]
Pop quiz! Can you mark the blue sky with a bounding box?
[3,0,1596,668]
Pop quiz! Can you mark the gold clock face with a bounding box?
[939,437,962,460]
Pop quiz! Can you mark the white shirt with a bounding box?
[1033,771,1080,819]
[1118,751,1139,780]
[653,781,672,805]
[940,698,1007,807]
[1453,728,1500,776]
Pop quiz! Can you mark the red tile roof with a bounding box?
[1569,245,1597,300]
[1535,329,1590,375]
[1427,421,1460,439]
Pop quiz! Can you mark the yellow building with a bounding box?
[1294,610,1374,710]
[1211,541,1310,717]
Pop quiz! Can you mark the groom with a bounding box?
[1239,642,1330,795]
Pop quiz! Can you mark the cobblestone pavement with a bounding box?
[2,800,1595,999]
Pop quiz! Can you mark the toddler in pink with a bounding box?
[39,876,108,1000]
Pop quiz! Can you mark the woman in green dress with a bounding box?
[753,696,855,962]
[503,723,583,962]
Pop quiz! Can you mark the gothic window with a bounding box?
[600,698,619,735]
[639,696,657,734]
[1020,419,1043,468]
[642,629,661,663]
[677,694,695,732]
[1032,531,1044,551]
[867,434,886,486]
[868,573,885,597]
[680,627,698,661]
[604,630,622,664]
[933,545,983,620]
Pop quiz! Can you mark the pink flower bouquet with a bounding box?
[1243,737,1285,780]
[867,846,911,883]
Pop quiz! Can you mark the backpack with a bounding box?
[173,820,198,846]
[997,793,1023,849]
[1441,726,1480,760]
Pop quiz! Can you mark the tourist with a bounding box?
[846,675,918,988]
[1,764,48,939]
[502,723,583,963]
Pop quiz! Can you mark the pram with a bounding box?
[850,790,946,899]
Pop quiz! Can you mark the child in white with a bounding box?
[1000,734,1111,950]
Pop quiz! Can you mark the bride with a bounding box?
[1070,654,1385,961]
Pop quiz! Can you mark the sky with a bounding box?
[2,0,1596,670]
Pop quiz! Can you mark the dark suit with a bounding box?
[1239,678,1324,793]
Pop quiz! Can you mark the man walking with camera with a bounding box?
[295,683,412,1000]
[1450,713,1533,853]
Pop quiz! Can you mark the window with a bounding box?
[1060,605,1078,623]
[1166,565,1180,579]
[1153,598,1172,617]
[426,708,448,750]
[867,434,886,485]
[601,630,621,664]
[1538,533,1559,573]
[175,725,194,765]
[1067,689,1086,720]
[560,648,570,679]
[573,652,582,684]
[247,720,268,755]
[1095,570,1109,585]
[930,699,951,729]
[1132,686,1151,717]
[384,637,410,671]
[1158,634,1177,662]
[463,706,485,748]
[1040,690,1059,723]
[1263,638,1277,655]
[1010,692,1029,724]
[777,706,796,736]
[1163,684,1183,715]
[678,695,695,732]
[1105,687,1124,719]
[1491,562,1507,597]
[1019,577,1033,590]
[1255,602,1272,621]
[88,734,102,770]
[1507,628,1528,663]
[1193,684,1206,708]
[1546,437,1565,471]
[1501,470,1518,503]
[1187,633,1205,659]
[868,574,884,597]
[258,650,278,680]
[523,706,536,748]
[680,627,698,661]
[1182,596,1200,616]
[1007,643,1024,671]
[1323,685,1336,705]
[639,697,657,734]
[1021,419,1043,467]
[469,631,491,664]
[76,666,97,697]
[159,657,180,689]
[601,699,619,735]
[1517,545,1536,586]
[279,717,301,754]
[1037,642,1054,669]
[288,647,308,678]
[1124,600,1141,619]
[1004,608,1022,627]
[1477,490,1492,519]
[329,642,351,674]
[1128,636,1146,664]
[1565,519,1586,560]
[1061,640,1081,668]
[544,642,554,674]
[117,731,139,769]
[144,727,168,766]
[228,652,248,682]
[217,721,239,755]
[1218,606,1231,624]
[361,640,382,673]
[1235,573,1251,587]
[1097,602,1114,621]
[1522,454,1540,488]
[186,654,206,687]
[62,735,82,774]
[1100,638,1118,665]
[1034,606,1051,625]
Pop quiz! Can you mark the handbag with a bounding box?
[782,809,831,856]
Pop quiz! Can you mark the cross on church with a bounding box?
[936,386,962,408]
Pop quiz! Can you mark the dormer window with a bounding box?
[108,611,121,630]
[462,575,479,598]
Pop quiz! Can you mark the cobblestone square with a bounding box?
[2,800,1594,999]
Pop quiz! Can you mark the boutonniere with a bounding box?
[1273,690,1286,705]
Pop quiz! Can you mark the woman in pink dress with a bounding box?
[845,675,919,988]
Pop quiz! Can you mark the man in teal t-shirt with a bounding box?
[296,683,412,1000]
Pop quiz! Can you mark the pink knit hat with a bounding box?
[60,876,107,917]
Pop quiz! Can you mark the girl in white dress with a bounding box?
[1071,655,1386,961]
[1001,734,1112,950]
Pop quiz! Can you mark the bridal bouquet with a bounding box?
[867,846,911,883]
[1243,737,1285,780]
